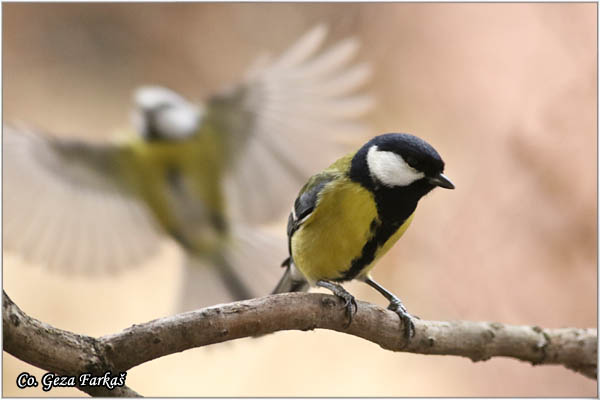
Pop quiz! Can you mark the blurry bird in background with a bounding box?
[4,25,374,311]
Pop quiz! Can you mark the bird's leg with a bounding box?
[315,280,357,327]
[363,277,415,340]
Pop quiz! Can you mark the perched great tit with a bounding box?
[273,133,454,338]
[4,25,373,311]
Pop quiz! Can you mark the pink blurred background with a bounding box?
[3,3,597,396]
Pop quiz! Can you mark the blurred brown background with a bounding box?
[3,3,597,397]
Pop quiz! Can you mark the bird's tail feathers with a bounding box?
[178,255,236,312]
[223,223,287,297]
[272,260,310,294]
[177,223,286,312]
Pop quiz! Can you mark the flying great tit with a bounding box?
[273,133,454,338]
[4,25,374,311]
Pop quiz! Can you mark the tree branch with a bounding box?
[3,291,141,397]
[3,289,597,398]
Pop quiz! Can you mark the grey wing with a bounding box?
[287,173,336,244]
[280,173,335,290]
[3,124,163,274]
[216,24,374,224]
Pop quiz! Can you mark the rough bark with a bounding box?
[3,292,140,397]
[3,290,597,397]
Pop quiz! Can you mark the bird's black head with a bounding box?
[350,133,454,197]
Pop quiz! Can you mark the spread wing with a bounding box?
[3,124,163,274]
[210,24,374,224]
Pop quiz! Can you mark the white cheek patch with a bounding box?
[158,105,202,139]
[367,145,425,187]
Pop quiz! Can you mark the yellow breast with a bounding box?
[291,177,416,283]
[122,130,228,253]
[291,177,377,283]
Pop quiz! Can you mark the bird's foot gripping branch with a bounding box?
[3,290,597,397]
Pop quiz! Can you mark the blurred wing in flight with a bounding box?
[205,24,374,224]
[3,24,374,307]
[3,124,163,274]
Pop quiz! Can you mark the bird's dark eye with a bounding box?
[404,156,417,167]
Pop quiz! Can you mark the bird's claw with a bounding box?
[341,295,358,327]
[316,280,357,328]
[388,299,416,340]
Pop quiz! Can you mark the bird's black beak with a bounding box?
[428,173,455,189]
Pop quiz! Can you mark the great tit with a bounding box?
[4,25,373,310]
[273,133,454,338]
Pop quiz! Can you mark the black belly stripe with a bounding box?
[338,218,404,281]
[337,183,421,282]
[338,146,437,282]
[166,166,228,242]
[209,212,228,234]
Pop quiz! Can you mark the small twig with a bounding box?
[3,289,597,398]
